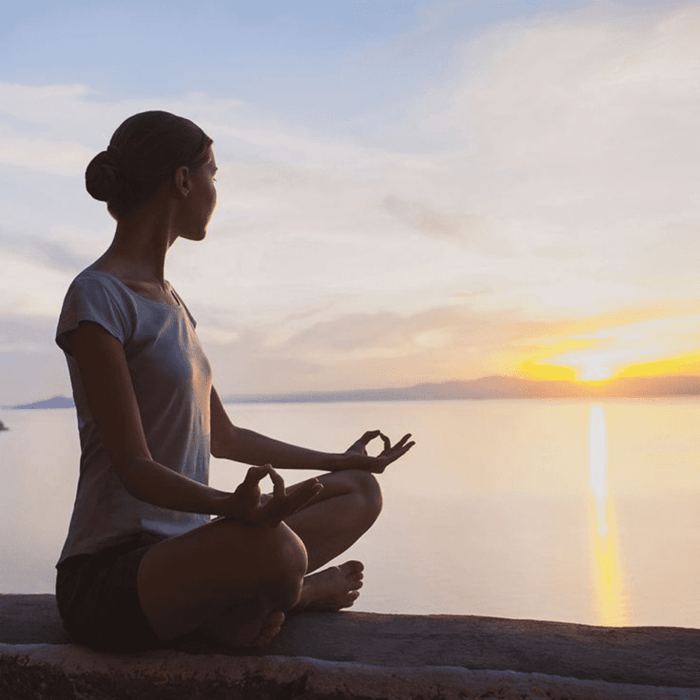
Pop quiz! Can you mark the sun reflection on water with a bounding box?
[587,405,628,626]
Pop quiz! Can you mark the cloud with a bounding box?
[0,134,92,176]
[0,315,68,406]
[2,1,700,402]
[435,1,700,224]
[198,303,589,394]
[0,229,91,273]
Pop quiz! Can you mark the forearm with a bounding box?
[214,425,346,471]
[116,456,231,516]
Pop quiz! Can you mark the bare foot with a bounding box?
[293,560,364,612]
[251,611,285,647]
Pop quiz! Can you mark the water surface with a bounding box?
[1,398,698,628]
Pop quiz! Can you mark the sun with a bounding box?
[516,356,615,382]
[577,365,614,382]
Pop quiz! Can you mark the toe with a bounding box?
[341,560,364,574]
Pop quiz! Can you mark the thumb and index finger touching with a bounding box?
[243,464,323,522]
[360,430,415,456]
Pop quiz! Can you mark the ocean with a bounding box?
[1,398,698,628]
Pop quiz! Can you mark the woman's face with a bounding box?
[177,148,218,241]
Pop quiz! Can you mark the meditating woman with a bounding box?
[55,110,414,652]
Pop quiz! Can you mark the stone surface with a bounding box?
[1,595,699,699]
[2,644,699,700]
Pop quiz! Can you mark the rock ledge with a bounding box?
[1,595,698,699]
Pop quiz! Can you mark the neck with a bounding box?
[98,194,177,285]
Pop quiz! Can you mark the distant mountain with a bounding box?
[12,396,75,409]
[223,375,700,403]
[8,375,700,409]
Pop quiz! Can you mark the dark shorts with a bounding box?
[56,532,168,652]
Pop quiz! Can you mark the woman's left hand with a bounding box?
[340,430,415,474]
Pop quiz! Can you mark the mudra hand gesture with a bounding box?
[225,464,323,527]
[342,430,414,474]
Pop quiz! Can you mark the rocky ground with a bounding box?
[1,594,699,699]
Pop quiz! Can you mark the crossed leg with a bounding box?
[137,518,307,645]
[285,469,382,612]
[136,469,382,647]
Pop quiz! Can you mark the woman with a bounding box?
[55,111,414,652]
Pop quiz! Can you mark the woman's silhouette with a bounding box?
[54,111,413,651]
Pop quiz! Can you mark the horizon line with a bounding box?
[6,373,700,409]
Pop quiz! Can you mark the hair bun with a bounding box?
[85,148,124,202]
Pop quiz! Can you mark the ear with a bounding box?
[173,165,192,199]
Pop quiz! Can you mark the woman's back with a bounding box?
[56,268,212,562]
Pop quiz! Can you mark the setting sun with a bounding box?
[518,360,613,383]
[577,366,614,382]
[515,317,700,387]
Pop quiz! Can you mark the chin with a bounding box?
[183,229,208,242]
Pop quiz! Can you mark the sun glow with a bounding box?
[576,365,614,382]
[516,361,576,382]
[615,353,700,378]
[520,315,700,385]
[547,347,622,382]
[519,351,700,383]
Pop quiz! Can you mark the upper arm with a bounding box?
[69,321,153,471]
[210,386,237,458]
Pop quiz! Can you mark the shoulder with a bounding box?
[68,268,128,296]
[63,269,140,314]
[57,270,137,352]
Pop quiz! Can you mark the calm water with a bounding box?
[1,398,699,628]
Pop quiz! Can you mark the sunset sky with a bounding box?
[1,0,699,406]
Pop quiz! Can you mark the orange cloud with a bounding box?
[615,353,700,379]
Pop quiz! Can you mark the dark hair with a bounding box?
[85,111,213,219]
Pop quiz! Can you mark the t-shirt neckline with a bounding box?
[85,269,182,308]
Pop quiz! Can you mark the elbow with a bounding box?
[210,425,237,460]
[210,441,227,460]
[110,455,150,500]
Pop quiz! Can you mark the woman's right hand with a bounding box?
[221,464,322,527]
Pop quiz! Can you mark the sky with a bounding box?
[1,0,699,405]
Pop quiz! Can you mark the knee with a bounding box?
[263,524,307,610]
[345,470,383,524]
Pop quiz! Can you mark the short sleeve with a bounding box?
[56,274,134,354]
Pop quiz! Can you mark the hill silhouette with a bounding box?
[11,396,76,410]
[222,375,700,403]
[9,376,700,409]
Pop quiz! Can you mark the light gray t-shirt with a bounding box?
[55,269,212,563]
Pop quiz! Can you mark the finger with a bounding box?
[266,466,286,501]
[288,479,322,508]
[381,441,415,466]
[285,477,318,498]
[378,431,392,455]
[389,439,415,457]
[393,433,413,449]
[259,470,288,524]
[242,464,272,486]
[357,430,381,446]
[272,482,323,526]
[279,479,324,519]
